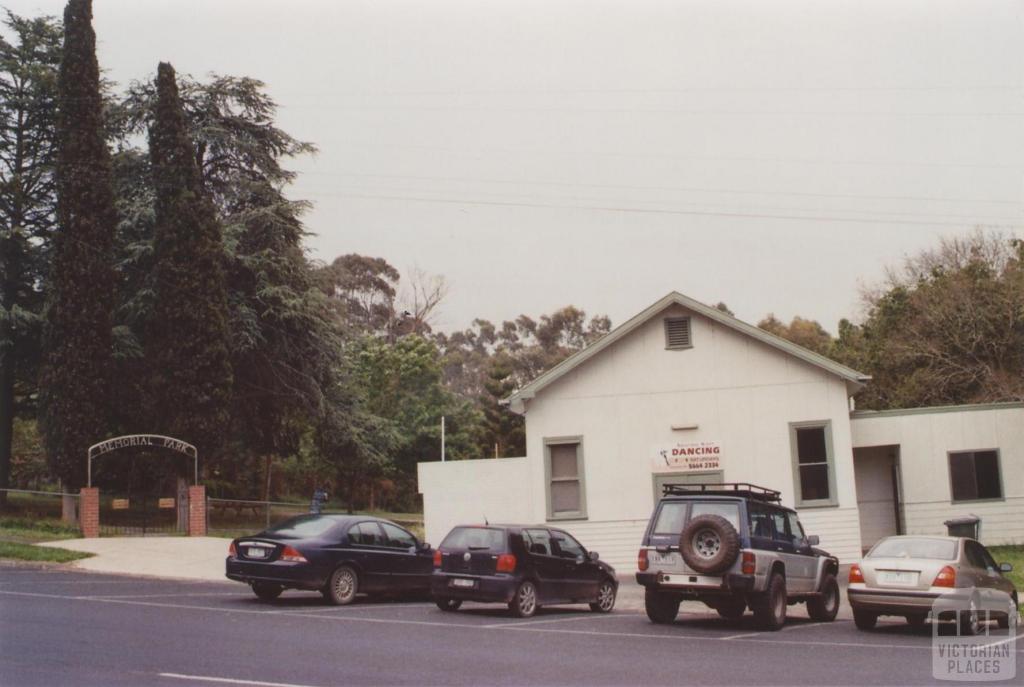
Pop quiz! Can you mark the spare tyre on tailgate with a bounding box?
[679,514,740,574]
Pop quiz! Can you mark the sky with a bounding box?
[6,0,1024,333]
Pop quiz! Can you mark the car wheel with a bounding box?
[324,565,358,606]
[853,609,878,631]
[714,595,746,620]
[589,579,617,613]
[905,614,927,628]
[434,597,463,612]
[251,582,283,602]
[997,594,1018,630]
[509,580,539,618]
[752,573,787,631]
[644,588,680,624]
[959,596,981,636]
[807,573,839,622]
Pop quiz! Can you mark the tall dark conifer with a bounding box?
[39,0,117,497]
[146,62,232,466]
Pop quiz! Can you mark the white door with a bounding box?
[853,447,900,552]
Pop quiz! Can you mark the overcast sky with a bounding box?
[7,0,1023,333]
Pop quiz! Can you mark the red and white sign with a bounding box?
[653,442,722,472]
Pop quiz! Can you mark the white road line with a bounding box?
[81,592,242,599]
[483,614,613,629]
[6,589,1020,653]
[159,673,322,687]
[282,602,428,613]
[722,620,838,640]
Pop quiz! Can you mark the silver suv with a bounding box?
[635,483,840,630]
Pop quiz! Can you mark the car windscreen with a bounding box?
[652,502,740,535]
[264,515,339,537]
[440,527,506,551]
[867,538,958,560]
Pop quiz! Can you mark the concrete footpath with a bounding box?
[38,536,230,582]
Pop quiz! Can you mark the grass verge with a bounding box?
[988,545,1024,590]
[0,541,92,563]
[0,516,80,543]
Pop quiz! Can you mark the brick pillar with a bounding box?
[80,487,99,538]
[187,485,207,537]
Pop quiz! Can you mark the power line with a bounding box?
[323,191,1024,229]
[297,170,1024,207]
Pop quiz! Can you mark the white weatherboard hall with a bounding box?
[418,292,1023,570]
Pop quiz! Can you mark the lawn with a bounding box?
[989,545,1024,590]
[0,516,89,563]
[0,541,92,563]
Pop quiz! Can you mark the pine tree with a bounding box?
[145,62,232,467]
[0,11,62,506]
[39,0,117,498]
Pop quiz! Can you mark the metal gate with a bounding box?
[99,491,179,536]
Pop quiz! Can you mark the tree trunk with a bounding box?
[262,455,272,502]
[369,482,376,511]
[176,477,188,532]
[0,275,17,510]
[61,493,77,525]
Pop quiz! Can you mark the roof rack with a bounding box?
[661,482,782,503]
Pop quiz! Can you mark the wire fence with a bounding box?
[206,497,425,538]
[0,488,78,522]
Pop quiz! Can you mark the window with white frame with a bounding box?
[789,421,837,507]
[545,439,586,520]
[949,450,1002,502]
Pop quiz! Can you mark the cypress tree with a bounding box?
[39,0,117,498]
[146,62,232,467]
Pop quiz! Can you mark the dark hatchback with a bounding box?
[226,514,434,604]
[431,524,618,617]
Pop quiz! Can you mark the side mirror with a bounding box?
[418,541,431,552]
[589,551,600,562]
[999,562,1013,573]
[807,535,820,546]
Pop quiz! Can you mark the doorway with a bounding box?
[853,445,903,552]
[652,470,724,504]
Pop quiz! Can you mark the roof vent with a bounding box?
[664,317,692,349]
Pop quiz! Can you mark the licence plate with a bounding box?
[878,570,918,585]
[451,578,475,588]
[246,548,268,559]
[650,551,679,566]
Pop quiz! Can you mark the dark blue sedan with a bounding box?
[226,514,434,604]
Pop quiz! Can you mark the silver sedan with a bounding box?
[847,535,1018,634]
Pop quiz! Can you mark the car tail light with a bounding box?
[849,564,865,584]
[433,550,442,568]
[228,542,237,558]
[741,551,756,575]
[638,549,649,572]
[933,565,957,588]
[496,554,516,573]
[280,545,307,563]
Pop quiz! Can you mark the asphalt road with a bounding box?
[1,566,1020,687]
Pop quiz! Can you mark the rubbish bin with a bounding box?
[944,515,981,540]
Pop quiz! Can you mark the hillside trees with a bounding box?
[838,231,1024,409]
[38,0,117,506]
[0,11,61,506]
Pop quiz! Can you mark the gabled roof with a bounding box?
[503,291,870,413]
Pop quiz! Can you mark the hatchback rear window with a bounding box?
[265,515,339,537]
[654,501,741,535]
[867,538,957,560]
[440,527,506,551]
